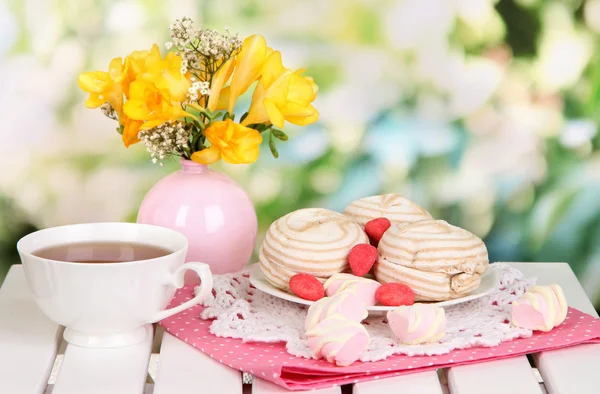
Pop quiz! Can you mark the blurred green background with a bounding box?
[1,0,600,308]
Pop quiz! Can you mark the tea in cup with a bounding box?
[17,222,213,348]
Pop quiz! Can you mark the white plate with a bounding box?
[249,264,499,312]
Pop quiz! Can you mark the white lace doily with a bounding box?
[198,263,535,362]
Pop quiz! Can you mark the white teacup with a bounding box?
[17,222,213,348]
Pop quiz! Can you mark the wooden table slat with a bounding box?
[52,325,153,394]
[252,377,341,394]
[0,265,62,394]
[533,344,600,394]
[153,332,243,394]
[447,357,543,394]
[352,371,444,394]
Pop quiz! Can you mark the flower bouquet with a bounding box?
[78,17,319,165]
[77,18,320,275]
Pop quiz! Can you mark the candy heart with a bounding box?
[348,243,378,276]
[376,282,415,306]
[364,217,391,246]
[289,273,325,301]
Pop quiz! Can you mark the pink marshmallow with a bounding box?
[387,304,446,345]
[306,315,370,366]
[305,292,368,331]
[511,284,567,332]
[323,273,381,306]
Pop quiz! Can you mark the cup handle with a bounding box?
[149,262,213,323]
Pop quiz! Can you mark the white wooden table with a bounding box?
[1,262,599,394]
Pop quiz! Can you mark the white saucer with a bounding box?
[249,264,499,312]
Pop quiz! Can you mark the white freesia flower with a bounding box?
[560,120,598,149]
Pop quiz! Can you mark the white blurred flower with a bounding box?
[319,83,398,128]
[560,120,598,149]
[165,1,200,24]
[384,0,455,50]
[440,120,546,204]
[448,57,504,118]
[416,46,504,119]
[318,47,403,126]
[0,2,17,56]
[584,0,600,33]
[469,68,564,139]
[343,48,389,87]
[454,0,496,25]
[271,0,331,32]
[50,39,86,99]
[106,1,146,32]
[0,56,58,154]
[536,29,594,92]
[24,0,61,56]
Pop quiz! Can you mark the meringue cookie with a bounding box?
[323,273,381,306]
[387,304,447,345]
[306,315,370,366]
[511,284,568,332]
[259,208,368,292]
[344,194,433,227]
[376,220,488,301]
[305,292,368,331]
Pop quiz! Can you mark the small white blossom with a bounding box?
[186,81,211,104]
[169,18,242,105]
[165,42,173,50]
[169,17,242,72]
[139,121,191,165]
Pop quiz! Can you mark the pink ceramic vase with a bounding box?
[137,159,257,280]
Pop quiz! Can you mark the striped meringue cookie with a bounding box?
[259,208,369,292]
[375,220,488,301]
[343,194,433,227]
[306,315,370,366]
[305,292,368,331]
[512,285,568,332]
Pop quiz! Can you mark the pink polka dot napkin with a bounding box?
[160,285,600,391]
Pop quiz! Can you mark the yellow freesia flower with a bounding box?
[124,44,162,97]
[208,58,235,111]
[191,119,263,165]
[121,115,144,147]
[241,51,319,128]
[227,35,268,113]
[123,80,192,130]
[78,57,127,119]
[124,44,191,102]
[142,51,191,102]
